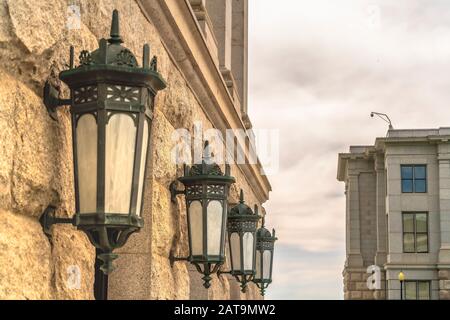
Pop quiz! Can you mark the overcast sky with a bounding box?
[248,0,450,299]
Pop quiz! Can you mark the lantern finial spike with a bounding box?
[239,189,244,203]
[225,163,230,176]
[109,9,123,44]
[143,44,150,68]
[99,39,108,63]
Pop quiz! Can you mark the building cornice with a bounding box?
[375,135,450,148]
[337,148,375,181]
[136,0,271,203]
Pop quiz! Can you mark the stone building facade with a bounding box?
[338,128,450,300]
[0,0,271,300]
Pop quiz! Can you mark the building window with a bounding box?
[404,281,431,300]
[401,165,427,193]
[402,213,428,253]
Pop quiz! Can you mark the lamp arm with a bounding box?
[371,111,393,129]
[169,251,189,267]
[43,81,71,121]
[169,181,185,203]
[39,206,75,237]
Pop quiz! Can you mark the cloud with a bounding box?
[248,0,450,299]
[266,244,345,300]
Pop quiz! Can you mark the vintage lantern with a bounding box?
[225,190,260,292]
[170,141,235,288]
[252,218,277,296]
[40,10,166,274]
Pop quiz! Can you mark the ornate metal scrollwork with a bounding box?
[116,49,138,67]
[79,50,93,66]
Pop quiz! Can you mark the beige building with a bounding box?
[338,128,450,300]
[0,0,271,300]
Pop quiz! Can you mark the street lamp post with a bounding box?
[398,271,405,300]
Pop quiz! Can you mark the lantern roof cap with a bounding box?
[229,190,260,220]
[86,10,138,67]
[178,141,235,184]
[60,10,166,92]
[189,141,222,176]
[257,217,277,241]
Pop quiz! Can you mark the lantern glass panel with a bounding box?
[105,113,136,214]
[189,201,203,255]
[243,232,254,271]
[263,250,271,279]
[76,113,98,213]
[230,232,241,270]
[207,200,223,255]
[135,120,149,216]
[255,250,261,279]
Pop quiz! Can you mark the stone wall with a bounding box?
[343,268,386,300]
[359,172,377,267]
[0,0,264,300]
[341,156,385,300]
[439,269,450,299]
[343,269,374,300]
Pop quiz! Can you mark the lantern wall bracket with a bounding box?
[169,253,189,267]
[43,81,71,121]
[40,206,75,237]
[169,181,185,203]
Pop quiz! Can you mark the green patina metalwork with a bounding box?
[170,141,235,288]
[225,190,260,293]
[252,217,277,296]
[41,9,166,275]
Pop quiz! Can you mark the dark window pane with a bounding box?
[416,234,428,253]
[402,179,413,193]
[405,282,417,300]
[403,214,415,233]
[403,233,415,252]
[415,179,426,193]
[418,282,430,300]
[401,166,413,179]
[416,214,427,233]
[414,166,426,179]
